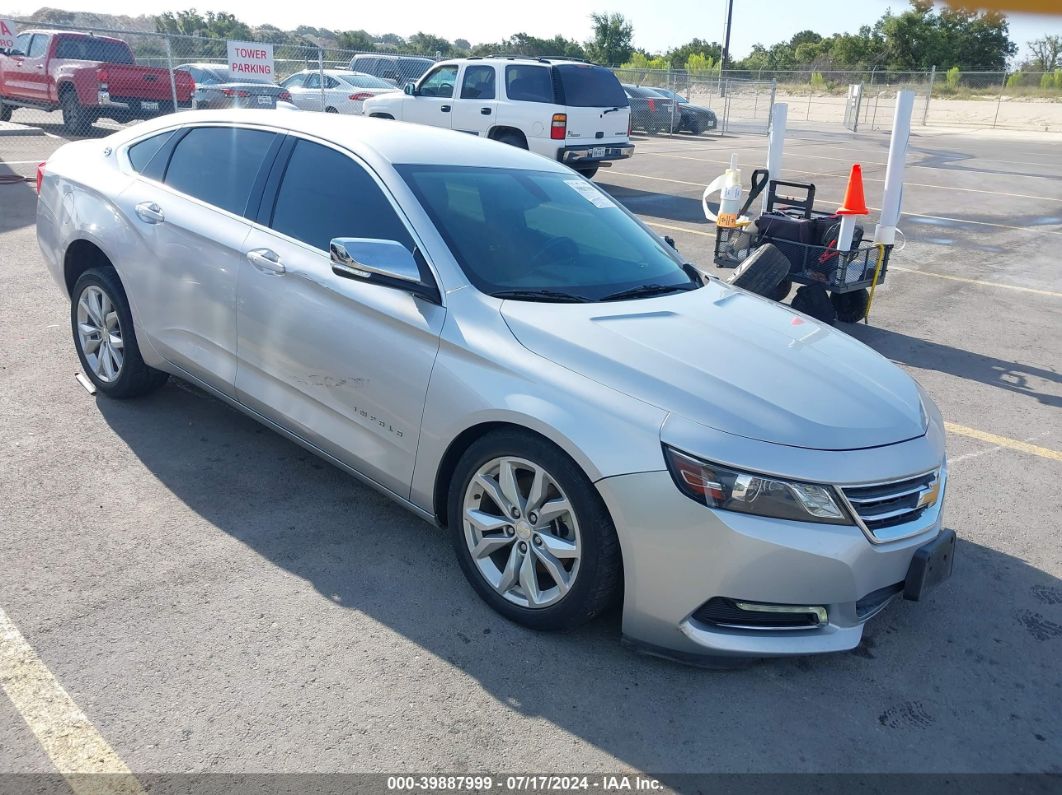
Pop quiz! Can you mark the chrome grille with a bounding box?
[841,470,941,538]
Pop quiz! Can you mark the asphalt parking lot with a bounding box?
[1,117,1060,784]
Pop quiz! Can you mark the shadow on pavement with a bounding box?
[598,182,708,226]
[847,324,1061,408]
[95,381,1062,774]
[0,159,38,234]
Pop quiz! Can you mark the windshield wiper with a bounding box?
[491,289,592,303]
[600,282,699,302]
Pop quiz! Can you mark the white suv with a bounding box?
[362,56,633,178]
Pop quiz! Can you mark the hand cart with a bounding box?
[712,178,892,323]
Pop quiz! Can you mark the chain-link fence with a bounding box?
[4,20,1061,138]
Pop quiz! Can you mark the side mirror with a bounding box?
[331,236,423,281]
[664,235,677,250]
[403,82,415,95]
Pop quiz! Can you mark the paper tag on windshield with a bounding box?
[565,179,615,208]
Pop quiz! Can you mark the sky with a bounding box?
[8,0,1061,62]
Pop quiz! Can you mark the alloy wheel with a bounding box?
[76,285,124,383]
[462,456,582,609]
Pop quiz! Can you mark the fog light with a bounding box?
[692,598,827,630]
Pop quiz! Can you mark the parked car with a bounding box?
[622,84,676,135]
[0,30,194,134]
[349,53,435,87]
[364,56,633,179]
[647,87,718,135]
[280,69,396,114]
[177,63,292,110]
[36,110,953,664]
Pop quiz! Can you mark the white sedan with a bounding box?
[279,70,397,115]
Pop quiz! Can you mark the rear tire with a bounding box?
[325,106,339,113]
[688,119,703,135]
[830,288,870,323]
[60,89,93,135]
[71,267,168,398]
[574,165,599,179]
[0,101,12,122]
[768,278,793,302]
[448,429,622,631]
[790,284,836,325]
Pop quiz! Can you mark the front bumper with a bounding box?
[560,143,635,166]
[597,467,948,661]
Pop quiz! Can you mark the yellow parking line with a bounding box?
[0,606,143,794]
[945,423,1062,462]
[644,221,716,238]
[888,266,1062,298]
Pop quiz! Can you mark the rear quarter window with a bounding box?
[554,64,628,108]
[127,131,176,175]
[505,65,555,104]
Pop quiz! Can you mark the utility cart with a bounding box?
[713,178,892,324]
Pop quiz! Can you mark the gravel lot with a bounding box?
[1,119,1060,785]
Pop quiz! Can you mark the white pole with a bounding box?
[837,214,857,251]
[873,89,915,245]
[762,102,788,215]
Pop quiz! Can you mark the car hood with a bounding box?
[500,283,927,451]
[682,103,715,116]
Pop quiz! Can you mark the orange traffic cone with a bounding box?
[837,164,869,216]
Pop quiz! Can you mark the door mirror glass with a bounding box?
[404,82,415,95]
[330,238,420,284]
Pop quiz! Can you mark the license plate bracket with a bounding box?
[903,529,956,601]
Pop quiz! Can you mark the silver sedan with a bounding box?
[35,110,952,664]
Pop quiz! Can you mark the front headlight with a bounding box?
[663,446,851,525]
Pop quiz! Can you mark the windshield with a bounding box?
[337,72,394,89]
[554,64,628,108]
[398,165,697,302]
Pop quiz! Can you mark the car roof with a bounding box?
[117,109,572,173]
[435,56,596,68]
[22,29,125,43]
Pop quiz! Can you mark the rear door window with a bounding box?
[553,64,628,108]
[164,126,277,216]
[460,66,495,100]
[54,37,132,63]
[504,65,554,103]
[269,139,414,253]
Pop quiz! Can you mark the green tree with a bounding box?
[337,30,376,51]
[876,0,1014,70]
[685,53,718,77]
[946,66,961,89]
[408,32,453,57]
[473,33,585,58]
[585,12,633,66]
[665,38,721,71]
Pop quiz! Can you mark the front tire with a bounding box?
[449,430,622,631]
[71,267,168,398]
[0,101,12,122]
[831,288,870,323]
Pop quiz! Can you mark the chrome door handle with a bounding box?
[134,201,164,224]
[246,249,285,274]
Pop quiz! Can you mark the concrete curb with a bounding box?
[0,121,46,137]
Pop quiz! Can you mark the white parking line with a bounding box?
[608,171,1062,236]
[0,605,143,794]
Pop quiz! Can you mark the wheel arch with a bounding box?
[487,126,528,147]
[64,238,114,297]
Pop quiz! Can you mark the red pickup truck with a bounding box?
[0,30,194,134]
